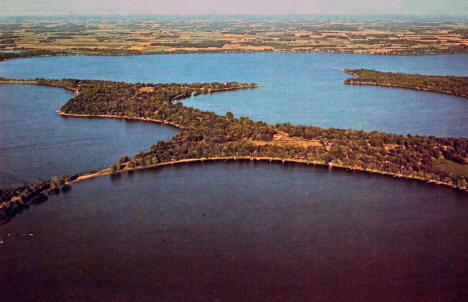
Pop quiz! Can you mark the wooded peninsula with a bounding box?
[345,69,468,98]
[1,77,467,222]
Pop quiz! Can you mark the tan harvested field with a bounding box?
[0,16,466,55]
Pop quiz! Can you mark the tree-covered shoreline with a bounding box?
[1,78,467,222]
[345,69,468,98]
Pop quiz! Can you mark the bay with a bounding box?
[1,162,467,301]
[1,53,467,137]
[0,84,178,187]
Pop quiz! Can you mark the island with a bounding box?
[1,77,467,222]
[344,69,468,98]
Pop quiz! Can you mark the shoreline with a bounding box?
[70,156,468,193]
[2,77,467,223]
[345,80,468,99]
[344,69,468,99]
[5,154,462,226]
[0,79,40,85]
[57,111,183,129]
[55,110,467,193]
[1,51,467,65]
[56,111,467,193]
[55,82,260,126]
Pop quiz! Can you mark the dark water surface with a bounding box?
[1,54,467,301]
[0,84,178,187]
[1,53,467,137]
[0,162,467,301]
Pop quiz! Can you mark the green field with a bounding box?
[1,16,467,56]
[435,159,468,178]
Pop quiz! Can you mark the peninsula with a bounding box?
[345,69,468,98]
[1,77,467,222]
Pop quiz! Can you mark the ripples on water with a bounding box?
[0,162,467,301]
[0,84,178,187]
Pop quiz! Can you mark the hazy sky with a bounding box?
[0,0,466,16]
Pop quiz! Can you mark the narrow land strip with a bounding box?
[1,77,467,223]
[72,156,465,192]
[344,69,468,98]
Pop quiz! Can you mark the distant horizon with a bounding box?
[1,13,467,18]
[1,0,466,17]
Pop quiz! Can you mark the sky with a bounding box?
[0,0,466,16]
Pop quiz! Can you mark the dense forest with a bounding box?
[1,78,467,222]
[345,69,468,98]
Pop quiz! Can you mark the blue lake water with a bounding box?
[1,53,467,137]
[0,84,178,187]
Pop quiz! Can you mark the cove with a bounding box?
[0,84,178,187]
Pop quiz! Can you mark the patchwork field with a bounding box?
[1,15,467,55]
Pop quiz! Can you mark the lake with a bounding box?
[1,161,467,301]
[1,53,467,137]
[0,53,467,301]
[0,84,178,187]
